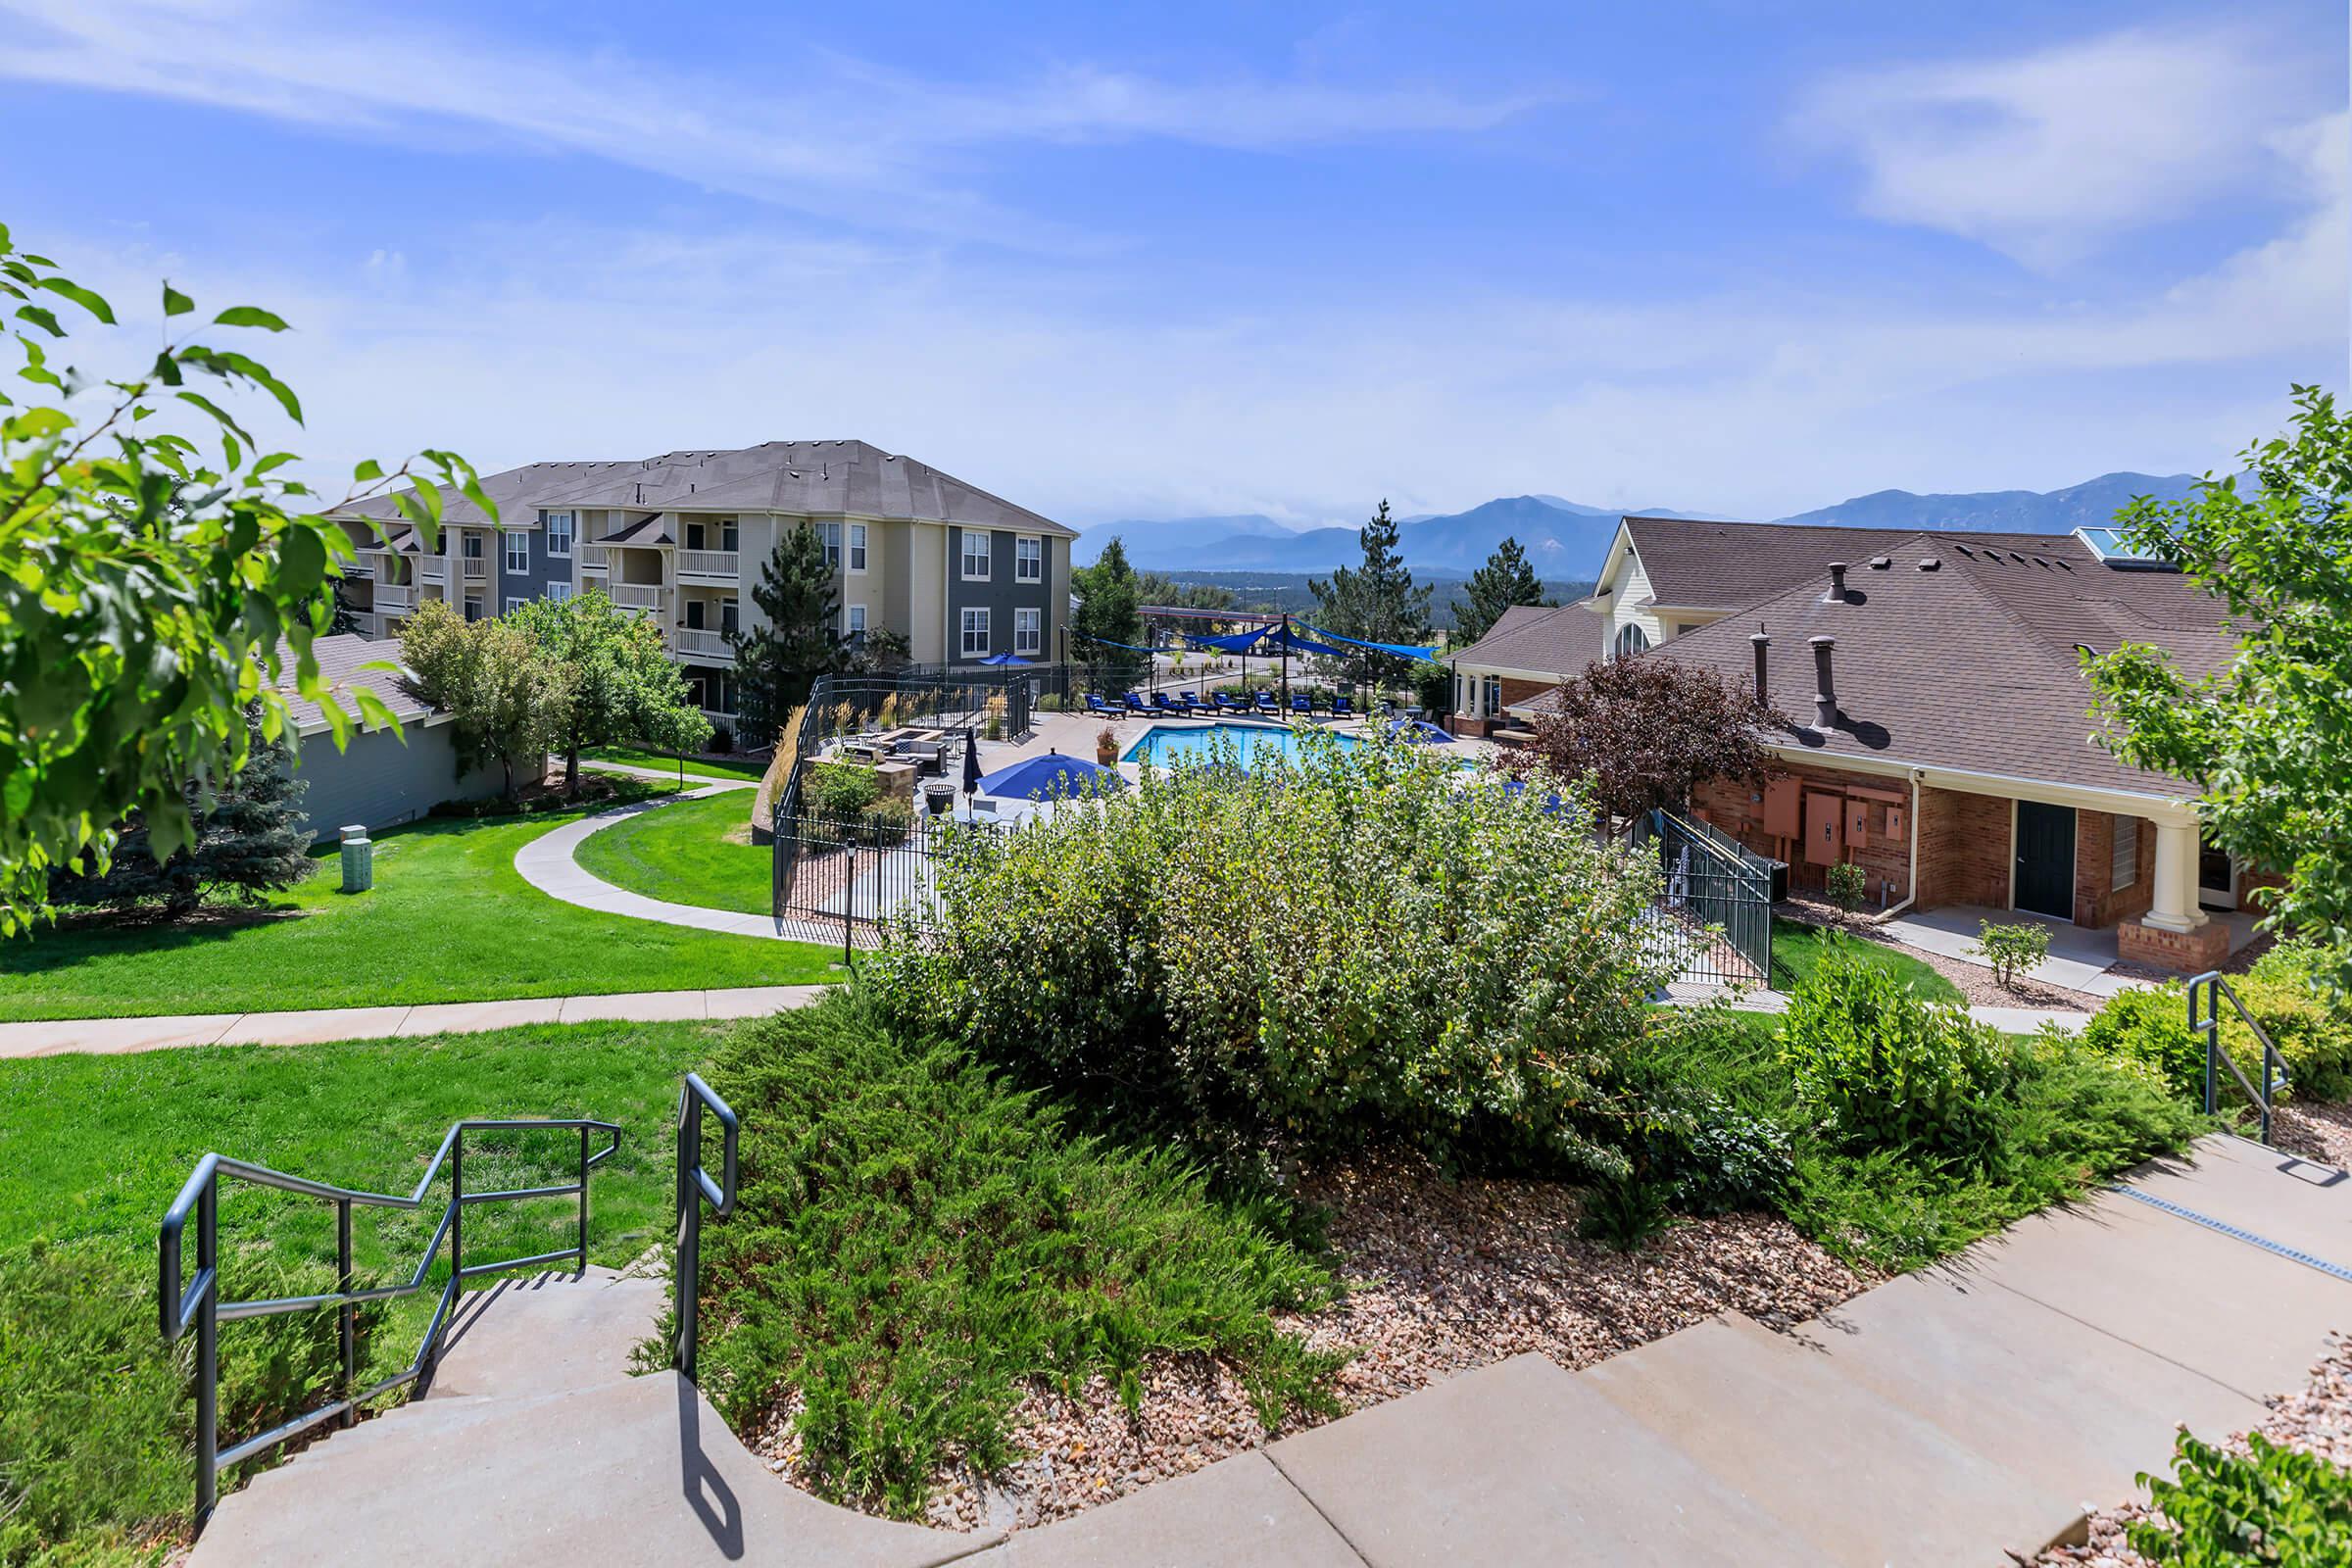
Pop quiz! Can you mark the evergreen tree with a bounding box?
[731,523,843,751]
[1308,500,1433,688]
[1071,537,1147,688]
[512,590,710,793]
[50,707,316,919]
[1454,536,1549,645]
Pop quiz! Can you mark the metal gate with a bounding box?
[772,804,956,949]
[1635,808,1775,987]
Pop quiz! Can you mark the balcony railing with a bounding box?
[375,583,416,612]
[463,559,488,582]
[417,558,446,583]
[579,546,609,573]
[671,626,732,659]
[610,583,663,612]
[676,550,739,579]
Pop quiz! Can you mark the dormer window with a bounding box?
[1614,623,1651,660]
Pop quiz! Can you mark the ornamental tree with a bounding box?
[0,222,492,935]
[2086,385,2352,988]
[1516,654,1788,823]
[399,599,564,799]
[511,589,710,792]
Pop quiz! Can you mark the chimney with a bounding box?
[1826,562,1849,603]
[1809,635,1838,729]
[1750,630,1770,705]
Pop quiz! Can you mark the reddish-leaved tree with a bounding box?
[1514,656,1788,822]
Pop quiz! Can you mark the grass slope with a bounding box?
[0,789,835,1020]
[574,788,771,917]
[1771,916,1962,1003]
[0,1020,722,1566]
[583,745,765,781]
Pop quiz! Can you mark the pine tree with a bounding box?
[50,707,316,918]
[1071,537,1147,689]
[732,523,842,750]
[1308,500,1433,688]
[1455,536,1549,645]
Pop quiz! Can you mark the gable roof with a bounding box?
[1616,514,2074,611]
[333,441,1074,538]
[1451,601,1605,674]
[271,633,434,738]
[1608,531,2230,798]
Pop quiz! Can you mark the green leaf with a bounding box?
[163,283,195,318]
[36,275,115,324]
[174,390,255,450]
[353,458,384,483]
[277,523,327,597]
[213,305,290,331]
[12,305,63,337]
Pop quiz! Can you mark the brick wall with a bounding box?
[1497,676,1554,708]
[2072,811,2156,930]
[1914,787,2011,910]
[1691,761,1914,907]
[2119,916,2230,973]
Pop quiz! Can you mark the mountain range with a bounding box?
[1075,471,2204,576]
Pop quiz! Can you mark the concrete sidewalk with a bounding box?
[0,984,831,1058]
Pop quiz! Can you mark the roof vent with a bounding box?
[1918,558,1940,571]
[1809,635,1838,729]
[1869,555,1891,570]
[1826,562,1849,603]
[1955,543,1974,556]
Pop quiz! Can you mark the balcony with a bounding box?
[375,582,416,612]
[463,558,488,582]
[610,583,664,614]
[670,626,732,660]
[579,546,609,573]
[676,550,739,581]
[417,558,447,583]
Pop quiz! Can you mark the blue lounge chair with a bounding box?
[1290,693,1314,716]
[1331,695,1355,718]
[1253,690,1279,714]
[1122,692,1150,714]
[1150,692,1181,715]
[1212,692,1241,713]
[1086,693,1122,719]
[1179,690,1205,713]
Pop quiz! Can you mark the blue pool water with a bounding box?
[1121,721,1357,769]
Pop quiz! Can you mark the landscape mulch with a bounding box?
[1780,898,2104,1013]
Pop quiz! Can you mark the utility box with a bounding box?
[339,824,373,893]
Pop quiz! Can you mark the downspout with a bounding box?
[1876,769,1925,921]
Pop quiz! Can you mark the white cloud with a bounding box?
[1797,24,2328,268]
[0,0,1542,245]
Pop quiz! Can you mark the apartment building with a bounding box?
[331,440,1075,741]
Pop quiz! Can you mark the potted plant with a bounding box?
[1096,725,1119,765]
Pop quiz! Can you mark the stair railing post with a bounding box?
[195,1173,219,1528]
[577,1124,590,1270]
[2198,978,2218,1117]
[674,1087,702,1382]
[336,1197,355,1428]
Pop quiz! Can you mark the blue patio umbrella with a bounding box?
[979,652,1036,666]
[1388,718,1456,745]
[976,750,1128,801]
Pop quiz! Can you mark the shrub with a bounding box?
[693,994,1340,1517]
[2129,1429,2352,1566]
[1824,860,1867,913]
[1974,919,2052,988]
[1779,940,2017,1169]
[805,761,881,820]
[1578,1172,1675,1251]
[863,730,1674,1178]
[858,797,913,848]
[2080,949,2352,1106]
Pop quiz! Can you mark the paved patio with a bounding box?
[1880,903,2262,997]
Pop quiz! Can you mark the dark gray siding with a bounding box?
[288,720,503,841]
[497,517,574,612]
[947,526,1056,663]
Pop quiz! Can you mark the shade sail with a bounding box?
[1297,622,1441,661]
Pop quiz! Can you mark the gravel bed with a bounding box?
[2028,1332,2352,1567]
[750,1154,1871,1534]
[2272,1100,2352,1172]
[1780,900,2104,1013]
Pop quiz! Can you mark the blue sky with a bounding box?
[0,0,2343,524]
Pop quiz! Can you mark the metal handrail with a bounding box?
[672,1073,739,1383]
[2191,970,2289,1145]
[159,1116,621,1532]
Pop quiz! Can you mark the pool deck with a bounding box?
[982,707,1495,784]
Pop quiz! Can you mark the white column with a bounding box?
[2143,817,2207,932]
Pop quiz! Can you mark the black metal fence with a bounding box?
[772,804,964,950]
[1633,808,1776,988]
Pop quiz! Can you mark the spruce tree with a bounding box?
[732,523,842,749]
[1455,536,1549,645]
[1308,500,1432,688]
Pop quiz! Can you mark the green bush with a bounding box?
[2081,947,2352,1106]
[1973,919,2052,988]
[858,797,914,848]
[693,993,1340,1518]
[805,761,881,820]
[1824,860,1866,913]
[1779,940,2016,1169]
[862,730,1674,1177]
[2130,1429,2352,1566]
[1577,1171,1675,1251]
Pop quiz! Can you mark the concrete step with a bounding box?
[1266,1351,1819,1566]
[1580,1313,2082,1565]
[964,1451,1361,1568]
[2118,1133,2352,1275]
[193,1371,988,1568]
[421,1265,664,1404]
[1940,1185,2350,1402]
[1790,1267,2267,1552]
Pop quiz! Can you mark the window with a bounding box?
[1613,622,1651,660]
[720,519,739,553]
[1015,535,1042,582]
[846,604,867,640]
[543,512,574,558]
[547,582,575,604]
[1483,675,1501,716]
[960,607,990,658]
[2112,817,2139,891]
[960,530,991,580]
[463,598,483,622]
[684,599,706,630]
[504,531,528,574]
[1014,607,1041,656]
[848,523,867,572]
[504,596,525,615]
[720,599,739,636]
[818,521,842,569]
[462,532,484,560]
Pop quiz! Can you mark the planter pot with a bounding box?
[1097,742,1118,765]
[922,783,956,815]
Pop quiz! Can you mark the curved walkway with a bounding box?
[513,781,796,942]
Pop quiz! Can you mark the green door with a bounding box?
[2013,801,2076,920]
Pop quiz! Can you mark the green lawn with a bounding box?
[0,1020,724,1566]
[584,745,765,781]
[575,788,770,916]
[0,789,836,1020]
[1770,915,1963,1004]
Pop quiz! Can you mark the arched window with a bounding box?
[1614,622,1651,660]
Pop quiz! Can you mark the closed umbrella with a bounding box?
[961,728,982,798]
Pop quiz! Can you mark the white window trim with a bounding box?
[1014,607,1042,656]
[846,603,868,635]
[504,531,528,574]
[504,596,525,614]
[1613,622,1650,660]
[544,512,574,558]
[1014,534,1043,583]
[960,606,990,657]
[548,582,576,604]
[960,530,992,581]
[847,522,868,574]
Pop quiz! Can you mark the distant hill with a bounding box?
[1076,470,2209,579]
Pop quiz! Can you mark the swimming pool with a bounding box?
[1121,720,1357,769]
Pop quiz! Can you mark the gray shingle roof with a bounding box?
[271,633,433,737]
[1451,600,1606,673]
[1619,514,2079,611]
[333,441,1073,537]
